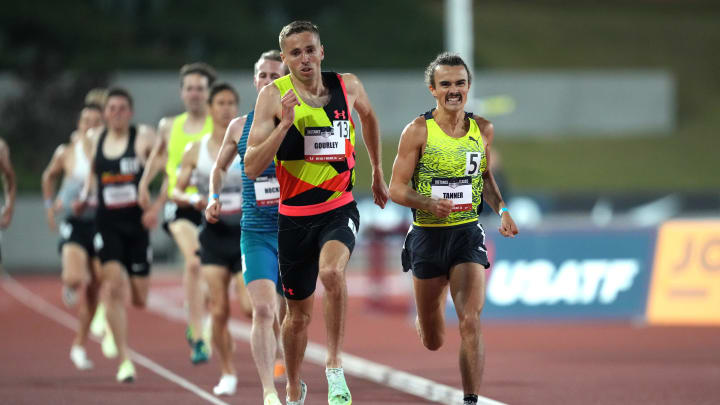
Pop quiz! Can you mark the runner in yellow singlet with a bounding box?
[389,53,518,405]
[244,21,389,405]
[138,62,220,363]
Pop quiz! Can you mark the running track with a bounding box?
[2,272,719,404]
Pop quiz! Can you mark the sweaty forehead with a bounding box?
[434,65,468,81]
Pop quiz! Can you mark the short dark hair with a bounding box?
[77,103,103,122]
[255,49,287,75]
[279,21,320,49]
[208,82,239,105]
[179,62,217,88]
[106,87,133,109]
[424,52,473,88]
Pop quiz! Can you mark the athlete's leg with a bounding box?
[128,276,150,308]
[246,278,280,397]
[101,261,131,363]
[413,275,449,351]
[168,220,204,338]
[283,294,314,401]
[317,240,351,368]
[203,265,234,375]
[449,262,486,396]
[61,243,94,346]
[274,292,287,375]
[235,274,252,318]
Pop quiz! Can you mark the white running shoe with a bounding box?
[286,381,307,405]
[70,345,93,370]
[212,374,237,396]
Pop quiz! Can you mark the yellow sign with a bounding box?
[647,219,720,325]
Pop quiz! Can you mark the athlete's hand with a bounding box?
[429,198,453,218]
[141,206,159,230]
[499,212,518,238]
[138,186,151,211]
[72,199,87,216]
[0,205,13,229]
[280,89,300,127]
[45,207,57,231]
[205,198,221,224]
[371,171,389,209]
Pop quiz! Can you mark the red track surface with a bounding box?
[2,273,720,404]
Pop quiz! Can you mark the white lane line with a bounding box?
[0,275,230,405]
[148,292,506,405]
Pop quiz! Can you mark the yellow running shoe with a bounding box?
[101,324,118,359]
[116,359,135,383]
[89,303,106,338]
[264,392,282,405]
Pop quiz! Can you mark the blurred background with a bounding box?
[1,0,718,324]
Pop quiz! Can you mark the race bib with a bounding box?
[254,176,280,207]
[103,184,138,209]
[219,192,242,214]
[304,124,346,162]
[431,177,472,212]
[465,152,483,176]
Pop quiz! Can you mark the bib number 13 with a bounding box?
[466,152,481,176]
[334,120,350,139]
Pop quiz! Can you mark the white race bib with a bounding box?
[304,125,346,162]
[254,176,280,207]
[465,152,483,176]
[219,192,242,214]
[431,177,472,212]
[103,184,138,209]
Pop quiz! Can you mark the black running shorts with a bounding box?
[58,218,96,257]
[278,201,360,300]
[162,203,202,235]
[401,221,490,279]
[95,222,151,277]
[197,221,242,274]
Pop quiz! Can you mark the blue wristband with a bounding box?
[499,207,509,217]
[211,193,220,200]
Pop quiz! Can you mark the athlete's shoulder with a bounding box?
[157,115,177,138]
[471,115,493,134]
[229,115,248,132]
[401,115,429,142]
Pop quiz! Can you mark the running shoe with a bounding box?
[212,374,237,396]
[62,285,77,307]
[101,324,118,359]
[190,339,210,364]
[326,368,352,405]
[273,359,286,380]
[116,359,135,383]
[264,392,282,405]
[286,381,307,405]
[70,345,93,370]
[89,303,106,338]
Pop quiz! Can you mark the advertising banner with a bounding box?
[646,220,720,325]
[482,229,657,320]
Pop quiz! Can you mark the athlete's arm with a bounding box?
[40,144,67,231]
[172,142,204,210]
[206,116,246,224]
[74,130,100,216]
[136,124,163,230]
[343,73,389,209]
[476,117,517,237]
[244,85,296,179]
[138,117,171,210]
[389,118,453,218]
[0,139,17,229]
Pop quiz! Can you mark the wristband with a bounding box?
[211,193,220,200]
[44,199,54,209]
[499,207,509,217]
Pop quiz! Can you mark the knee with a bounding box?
[416,316,444,351]
[318,267,344,292]
[131,294,147,309]
[252,302,275,324]
[105,280,125,302]
[284,309,311,332]
[209,297,229,321]
[458,312,482,340]
[61,271,85,289]
[186,257,201,274]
